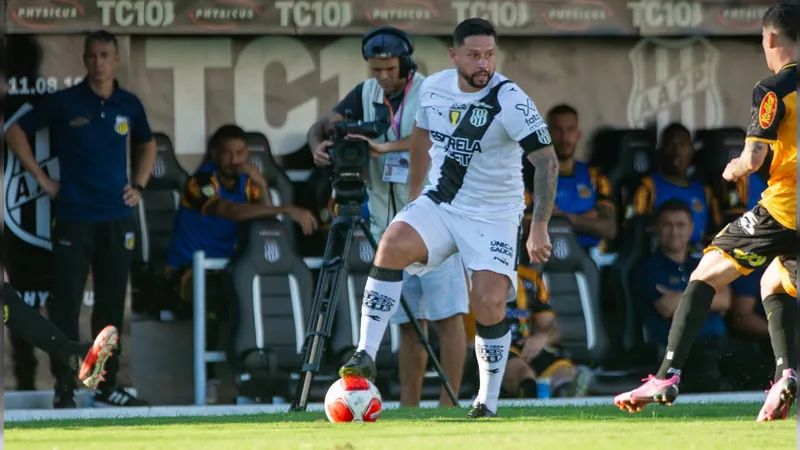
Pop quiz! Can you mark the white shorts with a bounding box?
[391,253,469,325]
[391,195,521,291]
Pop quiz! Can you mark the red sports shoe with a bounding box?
[756,369,797,422]
[79,325,119,390]
[614,374,680,413]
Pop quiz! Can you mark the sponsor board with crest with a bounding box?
[6,0,768,35]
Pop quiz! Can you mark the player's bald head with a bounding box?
[763,2,797,44]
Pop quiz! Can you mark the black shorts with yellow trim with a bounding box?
[704,204,796,275]
[509,345,573,378]
[777,257,797,298]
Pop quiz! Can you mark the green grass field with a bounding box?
[5,403,796,450]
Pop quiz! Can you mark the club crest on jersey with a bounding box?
[449,109,462,126]
[4,105,59,251]
[124,232,135,250]
[114,115,129,136]
[469,108,488,127]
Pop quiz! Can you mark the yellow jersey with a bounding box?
[746,62,797,230]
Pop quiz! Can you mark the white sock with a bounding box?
[474,324,511,414]
[356,268,404,360]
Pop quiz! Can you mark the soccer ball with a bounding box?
[324,376,382,423]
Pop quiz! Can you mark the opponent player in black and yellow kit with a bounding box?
[615,2,796,422]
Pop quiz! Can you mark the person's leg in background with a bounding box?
[528,349,592,398]
[501,353,538,398]
[392,274,429,408]
[49,220,94,409]
[755,256,796,421]
[427,255,468,407]
[91,218,149,406]
[10,328,38,390]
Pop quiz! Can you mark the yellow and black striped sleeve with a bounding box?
[589,167,616,211]
[631,176,655,215]
[180,173,220,214]
[245,178,263,204]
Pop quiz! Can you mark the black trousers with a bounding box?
[49,217,135,390]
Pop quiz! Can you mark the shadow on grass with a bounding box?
[6,403,784,431]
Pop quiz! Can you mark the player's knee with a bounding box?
[374,222,426,269]
[471,291,506,325]
[689,251,741,290]
[759,260,785,298]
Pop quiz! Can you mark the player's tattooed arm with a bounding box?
[727,141,769,180]
[739,140,769,173]
[526,146,559,223]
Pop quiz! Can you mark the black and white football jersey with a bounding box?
[416,69,551,220]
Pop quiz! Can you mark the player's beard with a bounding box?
[458,66,493,89]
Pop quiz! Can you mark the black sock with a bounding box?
[656,280,716,379]
[518,378,538,398]
[763,293,796,381]
[3,282,87,366]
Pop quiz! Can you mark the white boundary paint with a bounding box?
[4,391,767,423]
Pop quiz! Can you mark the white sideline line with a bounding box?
[3,392,766,423]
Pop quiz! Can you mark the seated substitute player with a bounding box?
[164,125,317,397]
[338,18,559,419]
[523,104,616,250]
[615,2,797,422]
[631,200,731,393]
[4,267,118,391]
[501,266,593,398]
[629,123,722,250]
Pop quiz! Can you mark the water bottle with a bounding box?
[536,378,552,399]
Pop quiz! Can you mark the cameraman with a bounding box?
[307,27,468,407]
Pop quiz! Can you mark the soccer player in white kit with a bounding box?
[339,18,559,418]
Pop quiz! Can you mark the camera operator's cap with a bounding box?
[363,33,409,59]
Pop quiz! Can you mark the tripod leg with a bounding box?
[358,220,460,407]
[290,220,358,412]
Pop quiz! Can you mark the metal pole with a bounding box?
[192,250,207,406]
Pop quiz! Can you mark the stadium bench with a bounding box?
[541,216,610,365]
[222,218,314,403]
[131,132,188,318]
[244,132,297,248]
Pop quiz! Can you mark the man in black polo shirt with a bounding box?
[5,31,155,408]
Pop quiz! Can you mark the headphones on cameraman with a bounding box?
[361,26,417,79]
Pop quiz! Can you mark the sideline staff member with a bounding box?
[306,27,469,408]
[5,31,155,408]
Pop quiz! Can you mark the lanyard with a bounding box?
[383,73,414,137]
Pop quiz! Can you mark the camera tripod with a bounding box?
[289,199,459,412]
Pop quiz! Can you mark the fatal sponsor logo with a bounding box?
[758,91,777,129]
[366,0,437,29]
[189,0,262,29]
[10,0,84,29]
[542,0,614,31]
